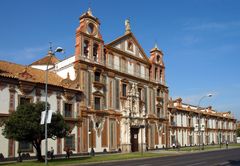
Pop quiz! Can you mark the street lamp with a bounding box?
[195,94,212,151]
[44,45,63,165]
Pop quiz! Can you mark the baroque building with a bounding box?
[0,9,169,158]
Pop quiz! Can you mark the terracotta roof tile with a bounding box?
[0,60,63,87]
[31,53,59,65]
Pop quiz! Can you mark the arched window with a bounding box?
[159,69,162,82]
[94,71,101,82]
[93,43,99,61]
[103,49,107,65]
[127,41,133,51]
[155,67,158,80]
[157,55,160,62]
[83,40,89,57]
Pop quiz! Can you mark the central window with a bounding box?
[19,96,31,105]
[93,43,98,61]
[94,97,101,110]
[64,103,73,118]
[122,84,127,97]
[94,71,101,82]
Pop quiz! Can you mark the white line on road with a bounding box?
[215,161,230,166]
[186,162,206,166]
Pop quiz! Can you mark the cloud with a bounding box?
[182,35,201,46]
[184,21,240,31]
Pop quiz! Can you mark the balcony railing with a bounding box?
[63,110,78,121]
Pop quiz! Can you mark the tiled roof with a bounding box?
[0,60,63,87]
[31,52,59,65]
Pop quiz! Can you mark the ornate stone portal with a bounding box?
[121,83,146,152]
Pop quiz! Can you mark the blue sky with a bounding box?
[0,0,239,120]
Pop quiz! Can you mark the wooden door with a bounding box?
[131,128,139,152]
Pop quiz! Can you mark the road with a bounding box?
[85,148,240,166]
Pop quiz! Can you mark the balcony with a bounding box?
[63,110,80,122]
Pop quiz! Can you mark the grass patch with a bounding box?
[1,152,171,166]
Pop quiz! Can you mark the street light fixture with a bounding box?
[44,44,63,165]
[195,93,213,151]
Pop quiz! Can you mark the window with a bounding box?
[138,88,142,100]
[93,43,98,61]
[155,67,158,80]
[64,103,73,118]
[19,97,31,105]
[115,79,120,109]
[127,41,133,51]
[65,135,75,150]
[171,116,175,126]
[122,84,127,97]
[135,63,140,76]
[188,118,192,127]
[83,40,89,57]
[159,69,162,82]
[157,107,160,117]
[103,49,107,65]
[157,89,160,97]
[94,71,101,82]
[108,53,113,68]
[109,80,113,108]
[87,23,95,34]
[109,120,116,149]
[19,141,32,152]
[121,58,127,72]
[94,97,101,110]
[157,55,160,62]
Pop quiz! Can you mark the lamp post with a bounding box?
[44,45,63,165]
[196,94,212,151]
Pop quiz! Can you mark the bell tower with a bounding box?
[75,8,104,62]
[149,44,165,85]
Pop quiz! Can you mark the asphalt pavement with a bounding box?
[84,148,240,166]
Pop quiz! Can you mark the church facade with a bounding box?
[0,9,236,159]
[0,9,169,158]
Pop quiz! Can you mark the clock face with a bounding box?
[87,23,95,35]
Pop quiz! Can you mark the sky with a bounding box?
[0,0,239,120]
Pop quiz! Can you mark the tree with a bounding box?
[237,128,240,137]
[2,102,69,161]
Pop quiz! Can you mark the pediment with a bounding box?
[107,33,150,63]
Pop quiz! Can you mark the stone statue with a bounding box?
[125,19,131,34]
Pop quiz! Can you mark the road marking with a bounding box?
[216,161,230,166]
[186,162,206,166]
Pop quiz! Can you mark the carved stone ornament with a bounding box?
[63,90,75,101]
[18,81,35,95]
[0,82,7,91]
[18,67,35,80]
